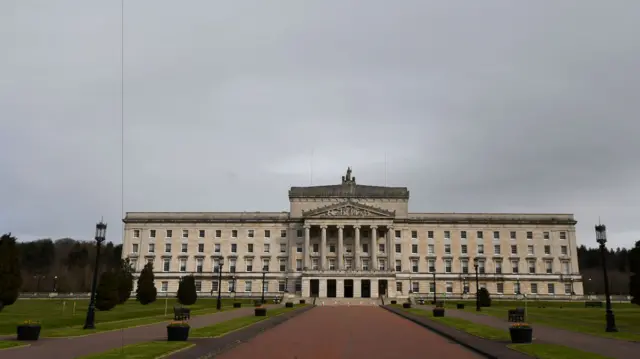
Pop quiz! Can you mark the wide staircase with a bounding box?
[306,297,383,306]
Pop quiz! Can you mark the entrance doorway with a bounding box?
[361,279,371,298]
[327,279,337,298]
[310,279,319,297]
[344,279,354,298]
[378,279,388,296]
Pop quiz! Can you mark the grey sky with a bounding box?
[1,0,638,248]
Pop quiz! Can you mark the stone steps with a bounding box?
[313,298,381,306]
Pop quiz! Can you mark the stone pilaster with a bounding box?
[354,225,361,269]
[387,226,393,269]
[337,225,344,270]
[371,226,378,270]
[304,225,311,269]
[320,225,327,270]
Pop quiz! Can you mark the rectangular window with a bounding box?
[511,260,519,273]
[297,245,302,253]
[497,282,504,294]
[262,259,270,271]
[279,280,286,292]
[564,283,572,295]
[280,230,287,238]
[395,230,401,238]
[461,260,469,274]
[232,230,238,238]
[544,245,551,255]
[510,231,516,240]
[396,282,403,292]
[511,245,518,255]
[362,244,369,253]
[546,261,553,274]
[264,244,270,253]
[378,243,385,253]
[280,243,287,253]
[165,243,171,253]
[161,281,168,292]
[530,282,538,294]
[561,246,568,255]
[412,244,418,254]
[543,231,550,240]
[179,258,187,272]
[166,229,173,238]
[527,231,533,239]
[477,244,484,254]
[444,231,450,240]
[477,231,483,239]
[216,230,222,238]
[133,229,140,238]
[198,230,205,238]
[228,280,235,293]
[378,259,385,270]
[563,261,570,274]
[548,283,555,294]
[428,259,435,272]
[362,259,369,271]
[445,259,452,273]
[198,243,204,253]
[244,281,252,292]
[213,243,220,253]
[229,259,236,273]
[461,244,467,254]
[182,229,188,238]
[148,243,155,253]
[411,230,418,239]
[196,258,203,273]
[279,259,286,272]
[264,230,271,238]
[296,259,302,270]
[428,231,434,239]
[411,260,418,273]
[493,231,500,240]
[331,244,337,253]
[231,243,237,253]
[413,282,420,293]
[514,282,521,294]
[560,231,566,240]
[312,258,319,270]
[248,230,254,238]
[132,243,139,253]
[345,258,352,270]
[213,258,220,272]
[395,244,401,253]
[329,258,336,270]
[528,261,535,274]
[195,281,202,292]
[495,261,502,274]
[444,244,451,254]
[395,260,402,271]
[527,245,534,255]
[181,243,188,253]
[313,243,319,253]
[428,244,435,254]
[163,259,170,272]
[429,282,435,293]
[246,259,253,272]
[460,230,467,240]
[446,282,453,293]
[297,229,303,238]
[150,229,156,238]
[478,261,485,274]
[494,244,501,255]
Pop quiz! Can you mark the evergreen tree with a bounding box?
[630,241,640,305]
[136,262,157,305]
[0,233,23,307]
[95,271,119,311]
[177,275,197,305]
[478,287,492,307]
[115,258,134,304]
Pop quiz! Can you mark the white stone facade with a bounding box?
[122,170,584,299]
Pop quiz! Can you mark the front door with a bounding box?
[378,279,388,296]
[327,279,337,297]
[344,279,354,298]
[310,279,319,297]
[361,279,371,298]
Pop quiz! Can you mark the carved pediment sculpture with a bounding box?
[303,201,395,218]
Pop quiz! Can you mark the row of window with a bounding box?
[132,242,570,257]
[132,255,571,275]
[158,279,291,293]
[405,281,573,295]
[132,228,569,241]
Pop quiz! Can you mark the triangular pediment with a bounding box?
[302,201,395,218]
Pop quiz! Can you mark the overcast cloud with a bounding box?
[1,0,639,248]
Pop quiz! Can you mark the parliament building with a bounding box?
[123,169,584,299]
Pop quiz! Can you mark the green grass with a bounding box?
[0,341,29,350]
[398,306,511,341]
[191,304,305,338]
[448,300,640,341]
[77,341,193,359]
[0,298,250,337]
[509,343,614,359]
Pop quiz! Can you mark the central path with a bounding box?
[217,306,482,359]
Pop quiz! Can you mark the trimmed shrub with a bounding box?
[478,288,492,307]
[177,275,197,306]
[96,271,119,311]
[136,262,157,305]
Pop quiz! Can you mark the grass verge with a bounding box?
[191,305,304,338]
[77,341,193,359]
[0,341,29,350]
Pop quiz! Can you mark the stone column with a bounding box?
[304,225,311,269]
[354,225,361,270]
[371,226,378,270]
[320,225,327,270]
[387,226,393,269]
[337,225,344,270]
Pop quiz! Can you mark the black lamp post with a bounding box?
[83,221,107,330]
[261,271,267,304]
[231,275,236,301]
[516,276,521,295]
[473,257,480,311]
[216,258,224,310]
[432,272,437,303]
[53,275,58,293]
[595,224,617,332]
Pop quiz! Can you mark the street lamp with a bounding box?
[53,276,58,293]
[261,271,267,304]
[595,224,617,332]
[432,272,437,304]
[216,257,224,310]
[83,221,107,330]
[473,257,480,311]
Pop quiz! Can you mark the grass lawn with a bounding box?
[191,304,305,338]
[448,300,640,341]
[77,341,193,359]
[509,343,614,359]
[0,298,250,337]
[0,341,29,350]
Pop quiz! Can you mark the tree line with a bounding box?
[0,233,638,306]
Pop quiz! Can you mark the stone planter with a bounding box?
[285,302,294,308]
[167,325,190,341]
[509,327,533,344]
[402,303,411,308]
[390,300,397,304]
[456,303,464,309]
[433,308,445,317]
[17,325,41,341]
[255,307,267,316]
[300,299,306,304]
